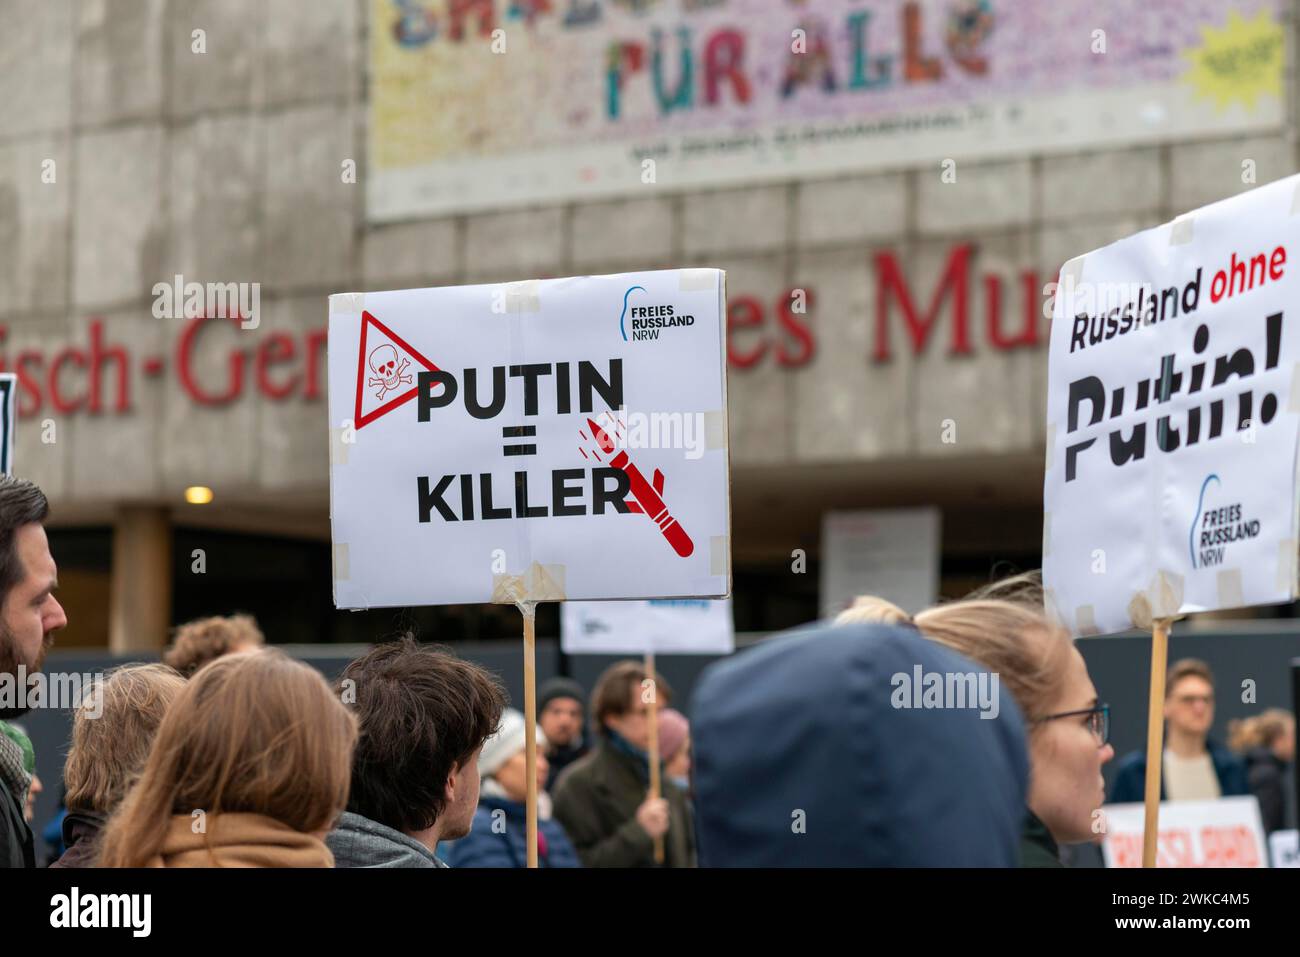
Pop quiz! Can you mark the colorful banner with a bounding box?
[369,0,1285,218]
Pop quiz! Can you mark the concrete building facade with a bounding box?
[2,0,1298,648]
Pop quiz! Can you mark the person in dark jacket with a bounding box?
[52,663,186,868]
[0,476,68,869]
[538,677,589,792]
[691,619,1030,866]
[552,661,694,867]
[326,638,506,868]
[446,709,580,868]
[1109,659,1249,804]
[1229,709,1295,834]
[0,721,36,869]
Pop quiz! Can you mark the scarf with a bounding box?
[0,721,33,809]
[606,728,653,783]
[479,777,553,820]
[147,812,335,868]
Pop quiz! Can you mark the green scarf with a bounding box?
[0,720,34,809]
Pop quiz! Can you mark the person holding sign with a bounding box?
[1109,659,1248,805]
[445,709,580,868]
[552,661,695,867]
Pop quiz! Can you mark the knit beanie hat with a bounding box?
[657,708,689,763]
[479,709,547,779]
[537,677,586,716]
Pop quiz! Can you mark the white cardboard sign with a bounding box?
[1101,797,1269,868]
[0,373,14,475]
[819,508,941,620]
[1043,174,1300,637]
[328,270,731,609]
[561,598,734,655]
[1268,829,1299,867]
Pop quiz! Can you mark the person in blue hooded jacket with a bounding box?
[446,709,581,868]
[691,618,1031,867]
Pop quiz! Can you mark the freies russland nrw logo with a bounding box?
[620,285,696,342]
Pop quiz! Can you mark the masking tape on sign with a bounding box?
[333,543,350,582]
[1128,569,1184,629]
[330,425,351,467]
[1075,604,1098,636]
[710,535,729,578]
[492,562,566,604]
[1169,216,1195,246]
[1288,363,1300,413]
[703,409,727,451]
[1044,423,1055,473]
[1216,568,1244,609]
[1277,539,1297,593]
[679,269,716,292]
[1061,257,1086,287]
[329,292,366,316]
[502,280,540,314]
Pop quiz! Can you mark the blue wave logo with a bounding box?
[619,285,646,342]
[1190,473,1220,569]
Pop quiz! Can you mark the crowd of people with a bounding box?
[0,473,1294,868]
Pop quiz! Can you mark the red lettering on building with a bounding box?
[874,244,973,360]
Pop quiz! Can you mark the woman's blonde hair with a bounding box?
[838,573,1075,725]
[64,663,186,815]
[97,648,357,867]
[1228,708,1294,752]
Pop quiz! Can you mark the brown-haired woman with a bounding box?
[838,579,1114,867]
[97,648,357,867]
[1228,708,1295,833]
[53,663,187,868]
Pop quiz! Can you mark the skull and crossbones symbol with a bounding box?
[367,344,412,400]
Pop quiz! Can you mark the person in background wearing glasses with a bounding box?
[838,573,1115,867]
[1109,658,1248,805]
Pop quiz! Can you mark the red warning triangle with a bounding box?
[353,310,440,429]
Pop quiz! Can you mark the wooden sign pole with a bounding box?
[1141,617,1172,868]
[522,602,539,869]
[645,651,663,865]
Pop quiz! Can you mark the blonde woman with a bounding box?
[54,663,186,868]
[98,649,357,867]
[838,580,1114,867]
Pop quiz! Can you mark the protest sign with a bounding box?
[0,373,13,475]
[1043,173,1300,639]
[1268,828,1299,867]
[328,269,731,610]
[1101,796,1269,868]
[1043,173,1300,867]
[328,268,731,866]
[561,598,734,656]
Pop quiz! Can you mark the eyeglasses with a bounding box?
[1037,704,1110,747]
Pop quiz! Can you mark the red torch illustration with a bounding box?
[580,417,695,558]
